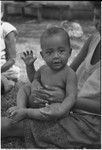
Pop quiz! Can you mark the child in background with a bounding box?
[1,2,20,94]
[8,26,77,122]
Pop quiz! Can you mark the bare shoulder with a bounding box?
[38,64,47,72]
[65,65,76,75]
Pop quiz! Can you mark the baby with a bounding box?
[23,26,77,109]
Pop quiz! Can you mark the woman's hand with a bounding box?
[7,106,27,123]
[34,85,65,103]
[21,50,37,66]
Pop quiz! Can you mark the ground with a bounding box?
[1,16,96,148]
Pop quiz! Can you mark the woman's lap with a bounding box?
[23,112,101,148]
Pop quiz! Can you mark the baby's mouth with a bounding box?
[52,61,62,66]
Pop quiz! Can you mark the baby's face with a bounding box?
[41,33,71,71]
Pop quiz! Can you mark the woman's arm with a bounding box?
[74,67,101,114]
[74,97,101,114]
[1,31,16,73]
[70,36,92,72]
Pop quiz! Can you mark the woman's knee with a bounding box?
[1,117,24,137]
[1,117,14,130]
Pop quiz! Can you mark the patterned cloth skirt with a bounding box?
[23,112,101,149]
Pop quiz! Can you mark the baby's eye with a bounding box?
[58,49,65,53]
[46,51,52,55]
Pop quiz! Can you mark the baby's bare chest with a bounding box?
[40,70,66,89]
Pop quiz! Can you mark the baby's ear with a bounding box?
[69,48,72,55]
[40,51,43,58]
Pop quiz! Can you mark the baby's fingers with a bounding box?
[7,106,17,114]
[30,50,33,55]
[9,110,17,118]
[21,55,25,61]
[23,51,27,57]
[44,85,58,91]
[40,109,52,118]
[40,105,51,113]
[21,53,27,61]
[26,50,30,55]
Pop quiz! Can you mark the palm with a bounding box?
[21,50,37,66]
[24,55,35,65]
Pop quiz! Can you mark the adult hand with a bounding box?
[34,85,65,103]
[21,50,37,66]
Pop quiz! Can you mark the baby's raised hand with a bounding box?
[21,50,37,66]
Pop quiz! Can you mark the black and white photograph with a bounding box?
[1,1,101,149]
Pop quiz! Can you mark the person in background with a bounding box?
[1,2,20,94]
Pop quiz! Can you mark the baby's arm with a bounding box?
[59,68,77,115]
[8,83,50,122]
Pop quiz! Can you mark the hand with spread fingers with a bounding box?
[35,85,65,103]
[21,50,37,66]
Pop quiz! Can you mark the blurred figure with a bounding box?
[61,20,83,38]
[1,2,20,94]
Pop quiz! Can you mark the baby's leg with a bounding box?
[1,117,24,137]
[17,83,31,108]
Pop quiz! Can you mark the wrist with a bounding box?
[26,63,34,67]
[26,64,35,70]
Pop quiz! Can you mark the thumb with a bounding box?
[29,57,37,64]
[44,85,56,91]
[33,57,37,62]
[21,56,25,61]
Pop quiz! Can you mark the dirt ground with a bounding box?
[1,16,96,148]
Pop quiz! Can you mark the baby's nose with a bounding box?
[53,52,59,58]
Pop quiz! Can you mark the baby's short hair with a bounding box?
[40,26,70,48]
